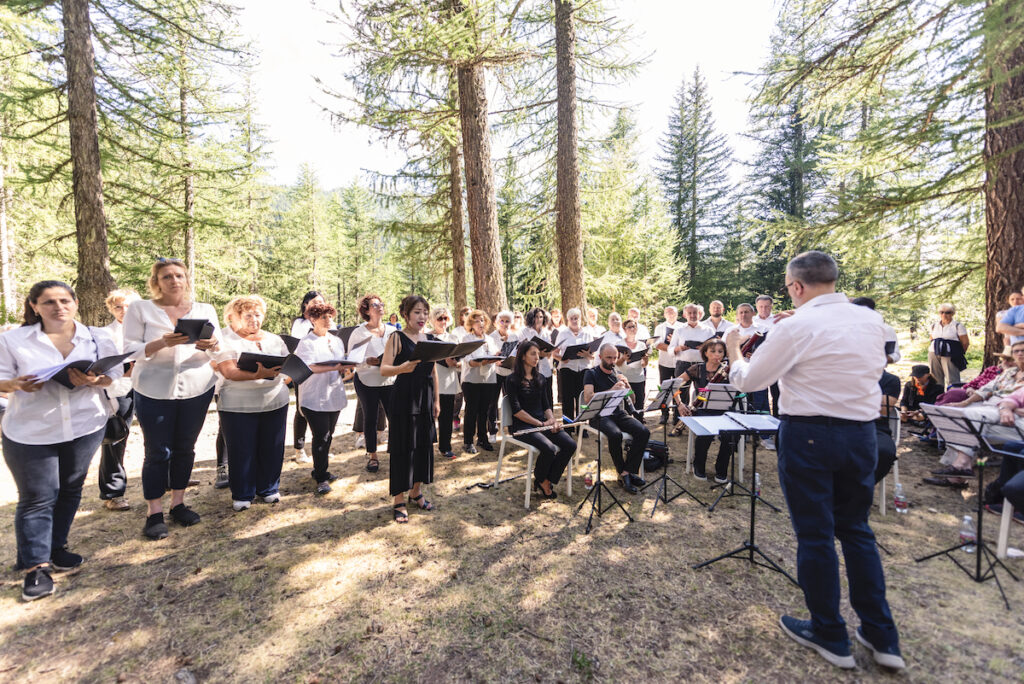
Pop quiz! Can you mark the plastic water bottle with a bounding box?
[584,466,594,490]
[959,515,976,554]
[893,483,908,514]
[754,472,761,498]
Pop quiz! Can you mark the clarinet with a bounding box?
[691,361,729,410]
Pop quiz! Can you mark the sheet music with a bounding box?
[724,412,780,432]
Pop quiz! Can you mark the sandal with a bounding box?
[392,503,408,523]
[366,456,379,473]
[410,493,433,511]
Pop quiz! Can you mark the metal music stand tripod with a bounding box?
[641,378,707,515]
[692,412,797,586]
[914,404,1021,609]
[573,389,634,534]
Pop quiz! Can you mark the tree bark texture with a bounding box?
[554,0,585,314]
[448,141,468,312]
[984,2,1024,366]
[457,62,506,314]
[62,0,116,325]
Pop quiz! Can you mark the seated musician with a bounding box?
[504,340,577,500]
[674,339,735,483]
[900,365,942,427]
[583,344,651,495]
[874,369,902,483]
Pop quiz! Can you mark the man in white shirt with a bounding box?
[703,300,732,337]
[726,251,904,672]
[654,306,680,425]
[626,308,650,340]
[671,304,714,377]
[583,306,606,338]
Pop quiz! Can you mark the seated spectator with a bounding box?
[984,438,1024,525]
[875,369,902,483]
[935,353,1015,405]
[900,365,942,427]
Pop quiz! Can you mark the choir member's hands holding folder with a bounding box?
[31,352,133,390]
[561,338,601,362]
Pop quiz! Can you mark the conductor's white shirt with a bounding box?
[122,299,221,400]
[0,322,121,445]
[729,292,885,422]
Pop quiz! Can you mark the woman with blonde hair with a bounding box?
[212,296,292,511]
[461,309,501,453]
[123,258,221,540]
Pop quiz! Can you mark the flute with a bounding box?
[513,416,578,436]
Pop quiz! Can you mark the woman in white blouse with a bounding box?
[617,319,650,413]
[461,309,501,454]
[294,302,354,495]
[553,307,594,422]
[429,307,460,459]
[212,296,291,511]
[97,288,140,511]
[289,290,324,459]
[0,281,122,601]
[350,292,396,473]
[522,308,554,407]
[489,310,521,436]
[122,258,221,540]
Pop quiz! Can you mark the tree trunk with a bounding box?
[457,61,506,314]
[448,140,468,312]
[62,0,116,325]
[554,0,585,313]
[179,38,196,278]
[983,2,1024,366]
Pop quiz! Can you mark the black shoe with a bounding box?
[929,466,973,477]
[464,444,478,454]
[22,567,55,602]
[143,513,169,540]
[442,450,455,459]
[169,504,201,527]
[214,464,229,489]
[693,469,708,481]
[50,547,83,572]
[617,475,639,494]
[629,473,647,488]
[533,480,557,500]
[477,441,494,452]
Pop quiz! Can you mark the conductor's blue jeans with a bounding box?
[777,417,900,649]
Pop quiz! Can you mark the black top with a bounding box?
[900,377,942,412]
[504,372,551,431]
[583,366,627,417]
[391,332,436,416]
[684,362,728,390]
[877,371,901,434]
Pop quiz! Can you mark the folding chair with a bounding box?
[495,396,574,508]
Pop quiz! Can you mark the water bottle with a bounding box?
[754,472,761,498]
[959,515,976,554]
[893,483,908,514]
[584,466,594,490]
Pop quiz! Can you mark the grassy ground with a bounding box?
[2,369,1023,682]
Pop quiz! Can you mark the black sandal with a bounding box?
[409,493,433,511]
[393,503,408,523]
[366,456,379,473]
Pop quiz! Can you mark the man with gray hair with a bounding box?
[726,250,904,672]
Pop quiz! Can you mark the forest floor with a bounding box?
[2,365,1023,682]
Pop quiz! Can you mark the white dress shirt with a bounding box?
[754,314,776,332]
[654,322,678,369]
[521,328,553,378]
[294,332,349,412]
[729,292,885,422]
[634,323,651,340]
[351,323,397,387]
[582,324,606,339]
[103,319,134,398]
[882,323,901,364]
[0,322,121,445]
[435,331,462,395]
[704,317,733,336]
[214,328,291,413]
[290,317,313,338]
[462,334,499,384]
[555,328,594,373]
[122,299,221,400]
[671,322,715,364]
[490,330,521,378]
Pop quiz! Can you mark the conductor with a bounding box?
[725,251,905,671]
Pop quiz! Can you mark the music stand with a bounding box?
[573,389,634,534]
[640,377,707,514]
[691,412,797,586]
[915,404,1021,609]
[688,383,753,491]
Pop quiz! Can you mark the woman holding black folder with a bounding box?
[289,291,325,460]
[522,308,554,407]
[123,258,221,541]
[381,295,440,523]
[618,319,649,411]
[553,308,594,423]
[0,281,123,601]
[212,296,291,511]
[461,310,501,453]
[350,293,396,473]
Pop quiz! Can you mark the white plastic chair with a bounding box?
[997,498,1016,559]
[877,411,902,515]
[495,396,574,508]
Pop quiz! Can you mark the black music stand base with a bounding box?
[707,441,781,513]
[574,431,633,534]
[645,411,706,516]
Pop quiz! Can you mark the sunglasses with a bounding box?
[437,316,450,321]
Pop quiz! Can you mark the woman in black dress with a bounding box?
[505,340,577,499]
[380,295,440,523]
[674,338,735,483]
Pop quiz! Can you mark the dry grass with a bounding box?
[2,388,1023,683]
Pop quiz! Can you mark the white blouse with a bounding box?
[489,330,521,378]
[462,334,499,384]
[214,328,291,413]
[0,322,121,445]
[295,331,349,412]
[103,319,133,399]
[435,331,462,395]
[290,317,313,338]
[122,299,221,400]
[619,338,649,385]
[351,322,397,388]
[555,328,594,373]
[654,322,678,369]
[521,327,553,378]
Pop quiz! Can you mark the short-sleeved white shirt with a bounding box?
[214,328,291,413]
[555,328,594,373]
[671,322,715,364]
[654,322,679,369]
[295,331,349,412]
[929,320,968,352]
[462,334,499,384]
[434,331,462,395]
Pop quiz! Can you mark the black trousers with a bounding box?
[628,380,646,415]
[769,381,781,417]
[874,427,896,484]
[558,368,585,422]
[658,365,678,421]
[518,428,577,485]
[98,392,134,500]
[303,408,339,483]
[487,382,501,435]
[462,382,492,446]
[216,425,227,469]
[591,412,650,475]
[291,383,307,448]
[438,393,456,452]
[353,376,390,453]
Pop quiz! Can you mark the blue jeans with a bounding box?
[135,388,214,500]
[220,406,288,501]
[777,417,899,648]
[3,428,105,568]
[749,389,770,413]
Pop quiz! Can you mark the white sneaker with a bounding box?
[488,432,497,444]
[762,437,776,451]
[294,446,312,463]
[355,434,366,449]
[232,500,251,512]
[261,493,281,504]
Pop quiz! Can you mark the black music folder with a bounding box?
[173,318,215,343]
[280,335,301,353]
[410,339,485,363]
[236,353,287,373]
[36,353,134,390]
[280,354,313,386]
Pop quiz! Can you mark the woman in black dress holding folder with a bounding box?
[505,340,577,499]
[381,295,440,523]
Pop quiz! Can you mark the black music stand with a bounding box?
[574,389,634,534]
[914,404,1021,609]
[641,378,707,515]
[692,412,797,586]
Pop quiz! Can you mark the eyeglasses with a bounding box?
[780,281,797,294]
[437,316,450,321]
[1012,348,1024,355]
[939,310,953,314]
[370,302,384,309]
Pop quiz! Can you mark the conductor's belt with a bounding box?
[779,415,870,427]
